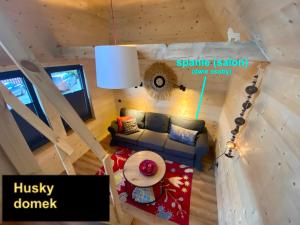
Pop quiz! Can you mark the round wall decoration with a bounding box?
[144,62,177,100]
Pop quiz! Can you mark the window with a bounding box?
[1,77,32,105]
[45,65,93,130]
[0,71,49,151]
[0,65,92,150]
[50,69,82,95]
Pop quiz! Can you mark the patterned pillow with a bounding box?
[169,124,198,146]
[117,116,133,133]
[123,119,140,135]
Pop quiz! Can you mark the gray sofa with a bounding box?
[108,108,209,171]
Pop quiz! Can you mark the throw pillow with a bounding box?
[117,116,133,133]
[169,124,198,146]
[123,119,140,135]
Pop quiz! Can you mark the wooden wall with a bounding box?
[216,63,300,225]
[0,59,118,174]
[0,0,226,173]
[0,0,110,66]
[114,60,242,143]
[203,0,300,224]
[2,1,299,224]
[112,0,223,44]
[0,0,224,67]
[107,0,227,144]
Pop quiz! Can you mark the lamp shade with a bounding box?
[95,45,140,89]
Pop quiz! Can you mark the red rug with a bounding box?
[97,147,193,225]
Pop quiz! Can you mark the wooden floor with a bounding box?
[73,137,218,225]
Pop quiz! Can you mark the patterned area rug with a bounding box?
[97,147,193,225]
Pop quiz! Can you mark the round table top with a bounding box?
[123,151,166,187]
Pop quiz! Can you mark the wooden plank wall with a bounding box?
[114,60,233,144]
[0,0,229,173]
[0,0,109,66]
[203,0,300,225]
[110,0,232,144]
[0,0,116,174]
[0,0,224,66]
[112,0,223,44]
[1,1,298,224]
[0,59,118,174]
[216,63,300,225]
[0,0,228,146]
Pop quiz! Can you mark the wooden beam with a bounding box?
[1,75,76,174]
[0,83,73,156]
[0,11,105,161]
[143,41,267,61]
[38,93,76,175]
[0,145,19,222]
[61,41,269,62]
[103,154,133,225]
[0,92,41,174]
[38,92,67,134]
[54,145,76,175]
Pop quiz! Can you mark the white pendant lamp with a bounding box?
[95,45,140,89]
[95,0,140,89]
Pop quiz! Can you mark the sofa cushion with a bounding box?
[115,129,144,144]
[117,116,133,133]
[123,119,140,135]
[169,124,198,146]
[170,116,205,133]
[120,108,145,128]
[145,112,170,133]
[138,130,168,152]
[164,138,195,160]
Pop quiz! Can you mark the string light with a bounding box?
[210,64,264,169]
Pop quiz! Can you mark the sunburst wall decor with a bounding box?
[144,62,178,100]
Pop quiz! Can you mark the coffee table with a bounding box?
[123,151,166,203]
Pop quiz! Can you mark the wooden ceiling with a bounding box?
[111,0,223,44]
[2,0,298,67]
[203,0,300,68]
[0,0,109,65]
[0,0,224,66]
